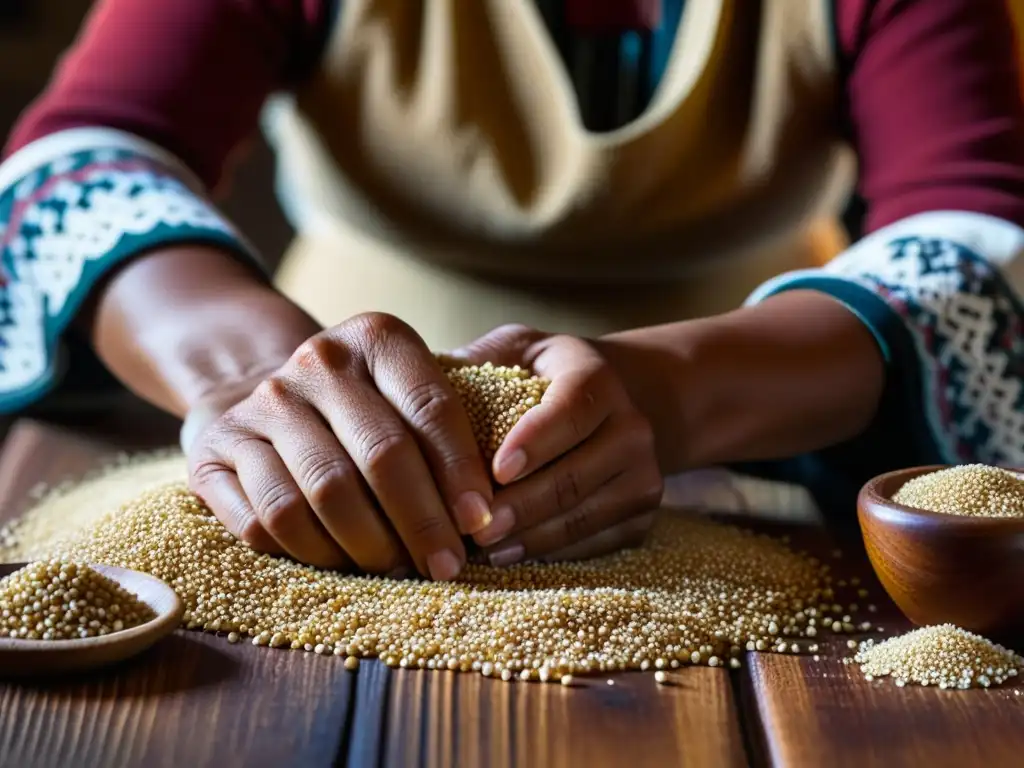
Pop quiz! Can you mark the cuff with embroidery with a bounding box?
[0,128,261,413]
[746,211,1024,469]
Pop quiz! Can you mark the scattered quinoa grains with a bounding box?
[344,655,360,671]
[0,362,866,684]
[0,560,153,640]
[654,671,669,684]
[854,625,1024,690]
[893,464,1024,518]
[560,674,574,687]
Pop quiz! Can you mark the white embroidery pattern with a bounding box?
[823,236,1024,465]
[0,147,248,407]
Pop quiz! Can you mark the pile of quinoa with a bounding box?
[0,363,867,682]
[893,465,1024,518]
[0,560,153,641]
[852,624,1023,690]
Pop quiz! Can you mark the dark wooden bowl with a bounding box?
[858,466,1024,643]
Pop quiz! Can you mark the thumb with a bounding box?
[180,402,230,455]
[179,385,257,455]
[444,324,545,368]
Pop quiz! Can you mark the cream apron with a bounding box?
[265,0,854,350]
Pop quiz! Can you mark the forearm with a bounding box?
[85,246,322,417]
[597,290,886,474]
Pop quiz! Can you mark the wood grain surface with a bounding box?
[742,525,1024,768]
[0,419,749,768]
[381,665,747,768]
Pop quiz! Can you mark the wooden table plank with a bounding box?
[741,526,1024,768]
[382,666,747,768]
[0,420,356,768]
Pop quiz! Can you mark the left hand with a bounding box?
[449,325,664,566]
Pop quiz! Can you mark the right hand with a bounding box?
[182,312,496,580]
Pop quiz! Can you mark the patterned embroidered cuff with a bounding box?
[0,128,261,413]
[747,211,1024,467]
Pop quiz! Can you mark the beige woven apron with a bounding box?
[266,0,854,350]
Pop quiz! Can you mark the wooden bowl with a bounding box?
[0,562,184,679]
[858,466,1024,642]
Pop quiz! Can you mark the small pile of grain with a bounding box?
[0,560,153,640]
[853,624,1023,689]
[893,464,1024,518]
[444,362,548,460]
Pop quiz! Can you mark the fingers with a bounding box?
[188,313,486,581]
[255,397,405,574]
[355,315,495,536]
[490,335,615,485]
[446,323,542,368]
[474,417,638,546]
[300,371,468,582]
[187,458,281,554]
[232,437,349,568]
[483,470,662,566]
[189,431,350,569]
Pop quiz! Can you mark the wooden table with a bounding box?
[2,414,1023,768]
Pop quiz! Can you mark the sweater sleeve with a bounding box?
[0,0,330,412]
[743,0,1024,505]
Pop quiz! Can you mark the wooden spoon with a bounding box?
[0,562,184,679]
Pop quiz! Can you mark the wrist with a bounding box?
[597,290,886,473]
[90,245,322,417]
[592,324,705,473]
[155,287,318,414]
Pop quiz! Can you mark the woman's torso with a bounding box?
[267,0,853,348]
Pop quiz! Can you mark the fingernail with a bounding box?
[453,491,493,535]
[427,549,463,581]
[494,449,527,484]
[474,504,515,546]
[488,543,525,568]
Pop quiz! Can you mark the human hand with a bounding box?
[450,325,664,566]
[182,313,496,580]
